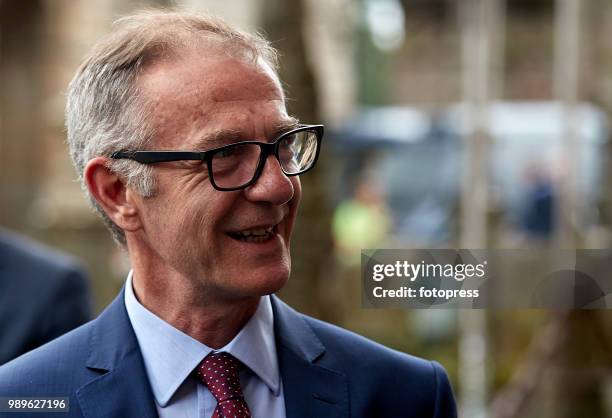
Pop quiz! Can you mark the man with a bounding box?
[0,228,91,365]
[0,10,456,418]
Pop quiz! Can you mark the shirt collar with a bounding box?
[124,271,280,407]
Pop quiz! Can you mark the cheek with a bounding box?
[168,200,220,273]
[176,198,219,240]
[176,192,238,243]
[138,195,174,236]
[176,206,209,239]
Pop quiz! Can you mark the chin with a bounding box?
[240,264,290,297]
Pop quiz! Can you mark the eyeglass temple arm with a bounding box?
[110,151,205,164]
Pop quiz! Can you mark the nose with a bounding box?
[243,154,295,205]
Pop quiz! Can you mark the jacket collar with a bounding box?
[271,295,349,418]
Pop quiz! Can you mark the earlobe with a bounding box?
[84,157,142,232]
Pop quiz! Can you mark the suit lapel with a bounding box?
[76,288,158,418]
[75,290,347,418]
[271,296,349,418]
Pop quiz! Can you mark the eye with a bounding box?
[215,147,237,158]
[278,135,299,160]
[282,133,297,146]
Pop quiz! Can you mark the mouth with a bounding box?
[227,224,279,243]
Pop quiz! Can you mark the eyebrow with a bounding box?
[193,129,244,150]
[192,117,301,151]
[274,117,300,133]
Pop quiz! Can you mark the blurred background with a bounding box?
[2,0,612,416]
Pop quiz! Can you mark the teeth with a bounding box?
[236,226,273,237]
[232,226,275,241]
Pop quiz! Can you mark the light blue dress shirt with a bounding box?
[124,272,286,418]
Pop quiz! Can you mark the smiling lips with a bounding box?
[228,224,278,243]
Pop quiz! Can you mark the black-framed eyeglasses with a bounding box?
[110,124,324,191]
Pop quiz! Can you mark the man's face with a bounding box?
[131,49,301,302]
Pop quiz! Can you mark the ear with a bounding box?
[84,157,142,232]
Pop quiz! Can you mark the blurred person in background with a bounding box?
[0,10,455,418]
[520,164,556,240]
[332,177,391,265]
[0,228,91,365]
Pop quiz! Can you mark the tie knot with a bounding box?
[196,352,244,403]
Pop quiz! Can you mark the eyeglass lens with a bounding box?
[210,129,318,189]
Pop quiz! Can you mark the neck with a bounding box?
[127,245,259,349]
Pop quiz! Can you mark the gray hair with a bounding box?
[65,9,279,245]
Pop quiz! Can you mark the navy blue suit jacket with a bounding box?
[0,289,456,417]
[0,230,91,365]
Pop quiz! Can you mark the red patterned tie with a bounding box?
[196,352,252,418]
